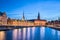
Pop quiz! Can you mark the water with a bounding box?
[0,26,60,40]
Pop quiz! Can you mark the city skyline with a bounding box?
[0,0,60,20]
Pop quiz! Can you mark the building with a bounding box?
[7,18,17,26]
[8,12,34,26]
[7,12,47,26]
[0,12,7,25]
[34,12,47,26]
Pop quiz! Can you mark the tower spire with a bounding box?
[37,12,40,20]
[22,11,25,21]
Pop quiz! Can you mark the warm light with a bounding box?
[13,29,18,40]
[0,31,5,40]
[23,28,26,40]
[32,27,35,40]
[27,27,30,40]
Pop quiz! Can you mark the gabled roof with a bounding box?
[0,12,4,16]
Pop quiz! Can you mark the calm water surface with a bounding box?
[0,26,60,40]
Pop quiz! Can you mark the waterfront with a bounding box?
[0,26,60,40]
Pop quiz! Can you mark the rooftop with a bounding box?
[0,12,4,16]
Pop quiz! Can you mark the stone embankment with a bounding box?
[46,25,60,30]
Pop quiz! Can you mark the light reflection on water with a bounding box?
[57,31,60,40]
[28,27,31,40]
[0,31,5,40]
[13,29,18,40]
[23,28,26,40]
[40,27,45,40]
[32,27,35,40]
[0,27,60,40]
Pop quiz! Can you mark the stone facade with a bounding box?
[0,11,47,26]
[34,12,47,26]
[7,19,34,26]
[34,20,46,26]
[0,12,7,25]
[7,12,47,26]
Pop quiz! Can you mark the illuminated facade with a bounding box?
[34,12,47,26]
[0,12,7,25]
[7,12,47,26]
[0,11,47,26]
[7,13,34,26]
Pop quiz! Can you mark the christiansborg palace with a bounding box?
[0,12,47,26]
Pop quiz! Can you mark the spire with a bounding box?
[37,12,40,20]
[22,11,25,21]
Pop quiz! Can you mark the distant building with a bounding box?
[0,12,7,25]
[47,19,60,26]
[7,12,47,26]
[34,12,47,26]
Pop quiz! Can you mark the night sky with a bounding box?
[0,0,60,20]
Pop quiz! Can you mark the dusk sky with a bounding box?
[0,0,60,20]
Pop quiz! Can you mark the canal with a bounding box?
[0,26,60,40]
